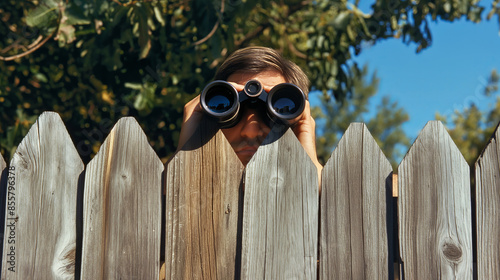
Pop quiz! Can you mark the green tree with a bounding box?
[436,69,500,166]
[0,0,498,162]
[314,64,410,169]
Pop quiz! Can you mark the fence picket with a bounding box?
[1,112,84,279]
[80,117,163,279]
[320,123,393,279]
[0,153,6,270]
[240,125,319,279]
[164,119,244,280]
[0,152,4,170]
[3,111,500,278]
[398,121,472,279]
[476,124,500,278]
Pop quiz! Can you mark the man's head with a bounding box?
[214,47,310,165]
[215,47,310,94]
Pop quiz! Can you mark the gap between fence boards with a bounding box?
[393,174,398,197]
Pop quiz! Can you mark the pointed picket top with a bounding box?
[81,117,163,279]
[475,122,500,279]
[1,112,84,279]
[398,121,472,279]
[164,118,244,280]
[241,124,319,280]
[320,123,393,279]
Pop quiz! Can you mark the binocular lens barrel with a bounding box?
[205,87,235,113]
[244,80,262,97]
[268,84,304,119]
[201,80,305,127]
[200,81,239,126]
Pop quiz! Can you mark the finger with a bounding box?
[289,99,312,127]
[301,100,312,118]
[183,95,203,121]
[227,81,245,91]
[262,85,274,92]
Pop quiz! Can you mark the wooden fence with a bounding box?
[0,111,499,279]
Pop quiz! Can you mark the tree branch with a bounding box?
[0,3,62,62]
[0,33,54,61]
[0,37,23,54]
[27,35,44,49]
[193,21,220,45]
[234,1,310,48]
[287,40,307,59]
[234,23,270,48]
[193,0,225,45]
[110,0,140,7]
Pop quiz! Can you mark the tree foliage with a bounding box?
[315,64,410,169]
[436,69,500,166]
[0,0,498,162]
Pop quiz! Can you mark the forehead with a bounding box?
[227,69,286,88]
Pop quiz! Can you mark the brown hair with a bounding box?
[214,46,310,95]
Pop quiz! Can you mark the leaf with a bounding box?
[34,72,48,83]
[134,93,147,110]
[125,83,143,90]
[154,6,166,26]
[139,38,152,59]
[95,0,109,15]
[26,6,58,29]
[133,83,156,114]
[135,6,152,59]
[64,3,91,25]
[331,11,352,30]
[56,23,76,45]
[356,15,371,36]
[346,25,356,41]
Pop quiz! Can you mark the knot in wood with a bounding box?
[441,239,462,263]
[269,175,284,188]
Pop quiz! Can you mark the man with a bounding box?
[177,46,322,178]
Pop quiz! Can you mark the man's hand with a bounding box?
[176,95,204,151]
[176,82,242,150]
[290,100,323,187]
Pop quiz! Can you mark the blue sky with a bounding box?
[351,15,500,141]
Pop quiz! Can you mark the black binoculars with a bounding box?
[200,79,306,128]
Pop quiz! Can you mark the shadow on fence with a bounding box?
[0,111,499,279]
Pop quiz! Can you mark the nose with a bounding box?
[239,109,266,140]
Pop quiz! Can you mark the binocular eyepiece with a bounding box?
[200,79,306,128]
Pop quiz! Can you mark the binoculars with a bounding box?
[200,79,306,128]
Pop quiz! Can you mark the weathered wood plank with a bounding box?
[80,117,163,279]
[0,153,6,269]
[0,153,5,169]
[240,125,319,279]
[476,123,500,279]
[1,112,84,279]
[398,121,472,279]
[320,123,393,279]
[164,118,244,280]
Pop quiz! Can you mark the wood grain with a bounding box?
[320,123,393,279]
[164,118,244,280]
[0,154,7,170]
[80,117,163,279]
[398,121,472,279]
[0,153,6,270]
[1,112,84,279]
[240,125,319,279]
[475,123,500,279]
[0,152,5,170]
